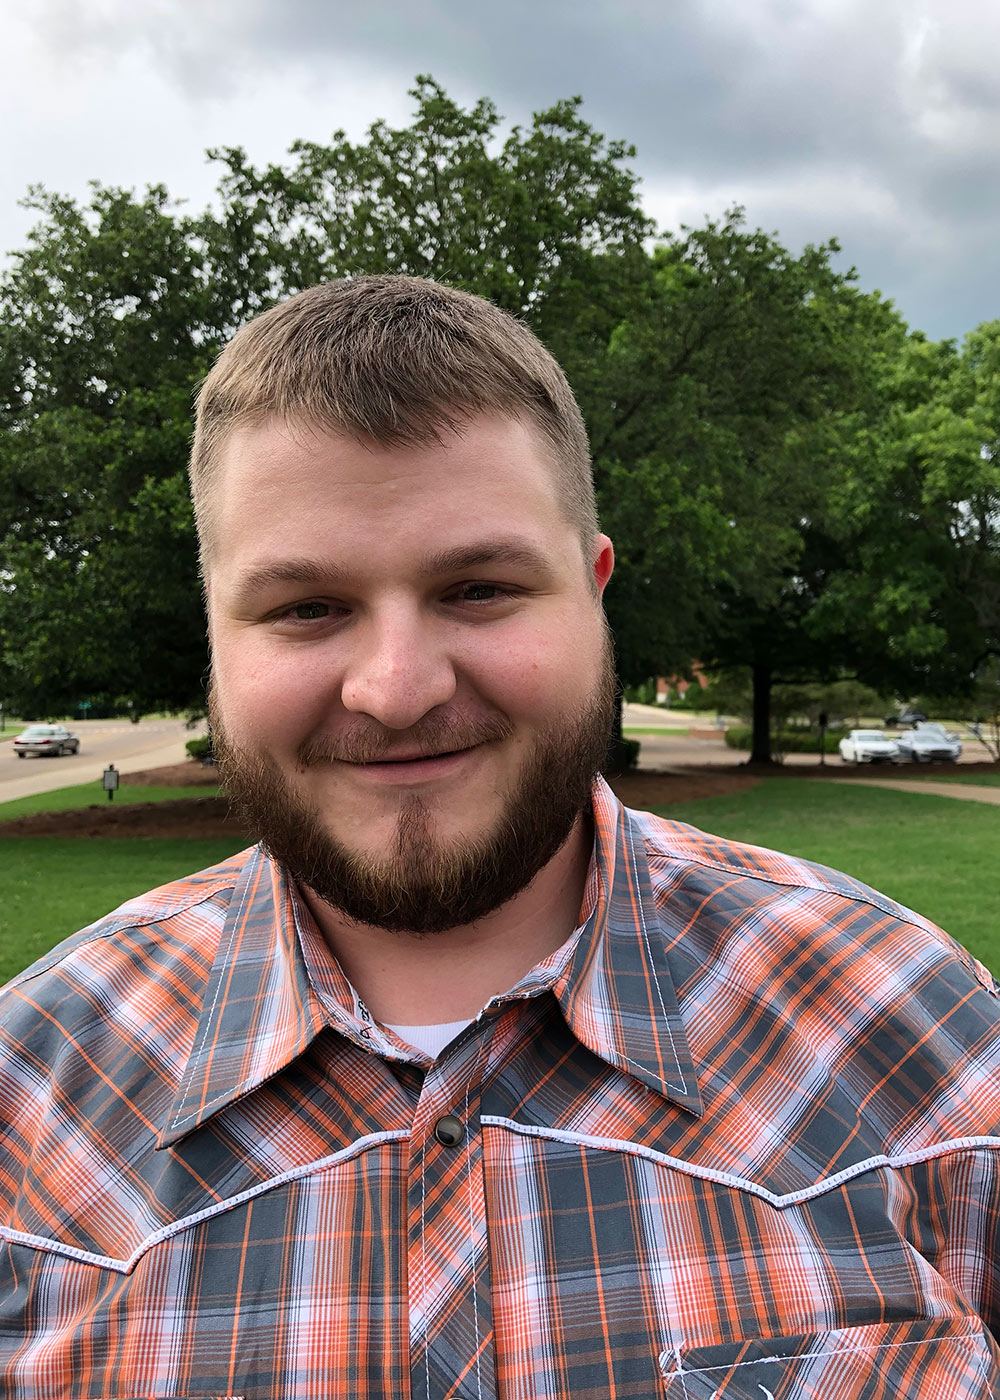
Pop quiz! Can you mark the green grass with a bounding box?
[0,776,997,987]
[0,839,245,983]
[923,771,1000,786]
[659,779,1000,972]
[624,726,691,736]
[0,781,218,822]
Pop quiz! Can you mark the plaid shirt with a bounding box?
[2,779,1000,1399]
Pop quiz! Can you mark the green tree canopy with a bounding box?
[0,79,653,718]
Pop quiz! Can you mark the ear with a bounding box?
[591,533,615,597]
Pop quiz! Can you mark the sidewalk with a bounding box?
[827,777,1000,806]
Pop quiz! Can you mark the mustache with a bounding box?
[296,711,515,767]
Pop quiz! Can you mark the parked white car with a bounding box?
[894,723,962,763]
[838,729,901,765]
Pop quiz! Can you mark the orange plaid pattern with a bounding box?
[1,778,1000,1397]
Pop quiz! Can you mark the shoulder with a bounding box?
[0,846,257,1028]
[626,804,999,997]
[625,806,1000,1150]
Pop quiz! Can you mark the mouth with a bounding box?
[364,746,469,765]
[341,744,483,783]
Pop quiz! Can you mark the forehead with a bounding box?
[205,412,581,582]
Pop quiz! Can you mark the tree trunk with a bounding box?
[602,676,635,776]
[750,661,774,764]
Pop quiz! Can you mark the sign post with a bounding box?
[102,764,119,802]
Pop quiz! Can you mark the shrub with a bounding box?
[185,736,213,762]
[603,735,641,775]
[668,690,712,712]
[624,679,659,705]
[724,727,840,755]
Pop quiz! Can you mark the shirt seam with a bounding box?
[626,818,688,1097]
[661,1320,984,1377]
[0,1128,410,1274]
[642,840,928,927]
[479,1117,1000,1207]
[4,879,241,990]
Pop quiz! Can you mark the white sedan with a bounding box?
[894,723,962,763]
[838,729,902,765]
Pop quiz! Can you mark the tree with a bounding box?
[590,211,904,761]
[0,183,222,716]
[807,325,1000,720]
[0,79,653,717]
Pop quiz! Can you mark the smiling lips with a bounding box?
[359,747,469,766]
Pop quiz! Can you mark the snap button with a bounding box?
[433,1114,465,1148]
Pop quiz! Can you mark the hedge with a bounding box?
[724,726,840,754]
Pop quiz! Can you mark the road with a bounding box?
[623,702,996,773]
[2,707,994,802]
[0,718,207,803]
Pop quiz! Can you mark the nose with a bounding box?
[340,606,458,730]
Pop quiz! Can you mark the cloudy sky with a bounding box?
[4,0,999,341]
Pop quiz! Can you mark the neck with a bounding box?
[301,813,593,1025]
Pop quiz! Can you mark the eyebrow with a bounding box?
[228,540,556,606]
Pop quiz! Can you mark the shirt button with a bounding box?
[433,1115,465,1148]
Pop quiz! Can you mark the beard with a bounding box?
[210,630,617,935]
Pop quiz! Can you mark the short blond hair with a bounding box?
[189,275,598,560]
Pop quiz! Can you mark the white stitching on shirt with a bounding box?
[169,854,261,1128]
[642,840,921,927]
[421,1134,429,1400]
[658,1324,981,1377]
[625,819,688,1097]
[466,1039,486,1400]
[0,1129,410,1273]
[479,1117,1000,1208]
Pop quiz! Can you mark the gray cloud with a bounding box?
[18,0,1000,339]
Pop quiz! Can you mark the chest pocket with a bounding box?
[660,1317,998,1398]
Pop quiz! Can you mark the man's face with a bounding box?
[206,412,615,932]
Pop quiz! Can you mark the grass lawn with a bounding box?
[624,726,691,736]
[0,839,244,983]
[0,777,996,985]
[923,770,1000,786]
[661,779,1000,974]
[0,782,219,822]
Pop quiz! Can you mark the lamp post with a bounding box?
[102,763,119,802]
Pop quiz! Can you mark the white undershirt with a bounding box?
[384,1019,474,1059]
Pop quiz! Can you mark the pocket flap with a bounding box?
[660,1317,997,1397]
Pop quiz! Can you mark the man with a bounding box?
[1,276,999,1400]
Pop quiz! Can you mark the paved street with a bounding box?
[0,717,207,803]
[624,703,996,773]
[2,708,996,806]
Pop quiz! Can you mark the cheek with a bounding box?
[469,624,596,719]
[212,638,333,741]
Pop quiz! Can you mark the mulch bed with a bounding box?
[0,764,764,839]
[3,758,997,840]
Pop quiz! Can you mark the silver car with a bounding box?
[12,724,80,758]
[895,723,962,763]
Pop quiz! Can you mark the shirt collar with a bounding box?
[552,778,702,1114]
[159,778,701,1146]
[158,849,330,1148]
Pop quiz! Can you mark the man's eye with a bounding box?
[290,601,329,620]
[457,583,505,603]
